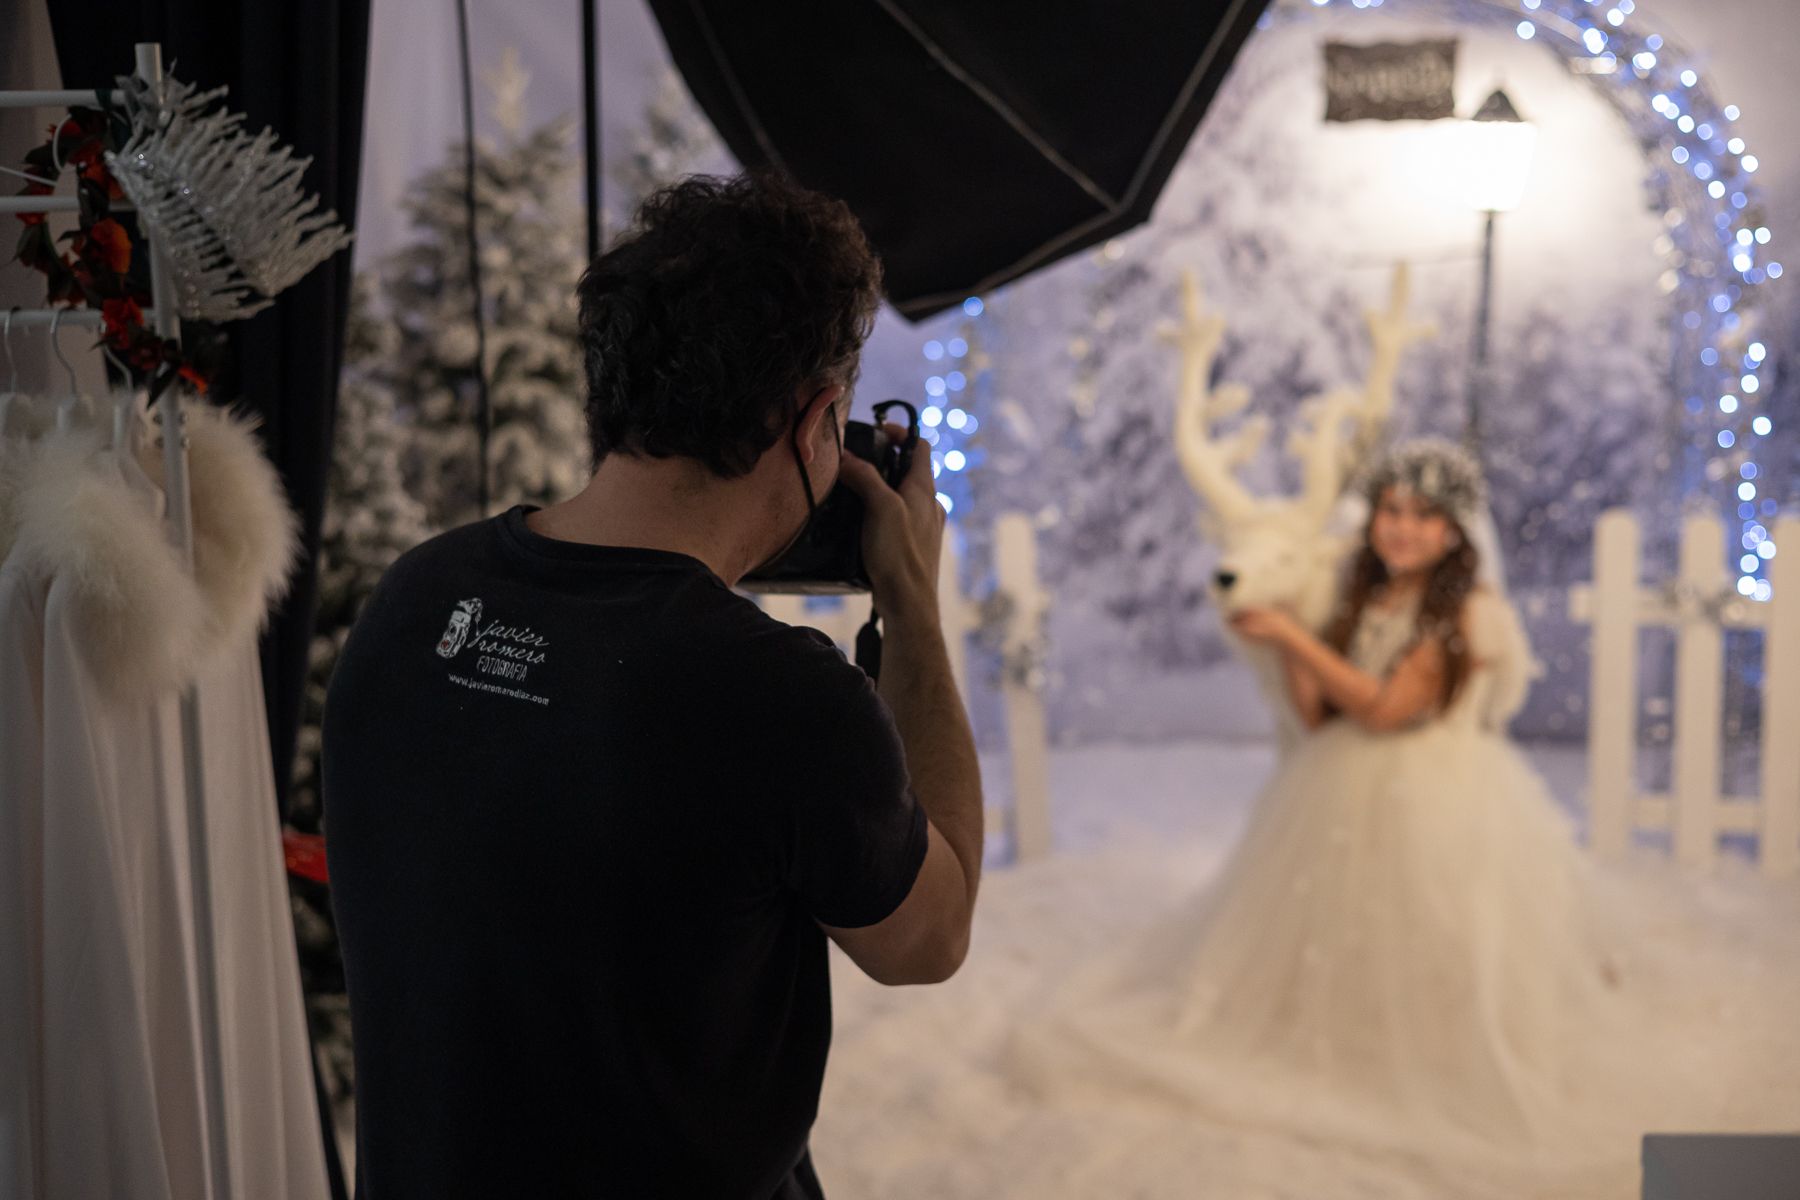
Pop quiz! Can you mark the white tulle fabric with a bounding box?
[0,411,325,1200]
[809,587,1799,1198]
[983,590,1800,1195]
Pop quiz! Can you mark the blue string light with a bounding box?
[1255,0,1783,597]
[912,297,989,517]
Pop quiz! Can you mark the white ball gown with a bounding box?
[813,590,1800,1199]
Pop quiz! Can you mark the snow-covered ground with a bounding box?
[812,737,1785,1199]
[974,736,1589,865]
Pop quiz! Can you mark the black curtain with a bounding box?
[48,2,369,826]
[49,6,369,1198]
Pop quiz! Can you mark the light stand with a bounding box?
[1458,88,1535,461]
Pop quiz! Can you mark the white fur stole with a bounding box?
[2,404,298,701]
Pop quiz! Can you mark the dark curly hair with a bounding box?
[577,173,884,478]
[1322,484,1482,713]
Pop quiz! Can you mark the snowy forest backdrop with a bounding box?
[344,0,1800,751]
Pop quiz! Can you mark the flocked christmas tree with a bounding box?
[382,48,591,531]
[607,68,727,228]
[292,275,434,810]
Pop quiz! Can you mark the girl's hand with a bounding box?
[1230,607,1299,646]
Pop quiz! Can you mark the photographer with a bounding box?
[322,174,981,1198]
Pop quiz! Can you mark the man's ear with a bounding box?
[795,383,846,465]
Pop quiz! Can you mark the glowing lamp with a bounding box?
[1459,89,1536,213]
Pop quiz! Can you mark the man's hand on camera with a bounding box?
[825,426,981,992]
[836,422,944,621]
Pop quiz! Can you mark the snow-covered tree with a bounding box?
[381,51,590,531]
[290,275,434,821]
[607,68,728,229]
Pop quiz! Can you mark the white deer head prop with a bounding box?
[1163,265,1432,749]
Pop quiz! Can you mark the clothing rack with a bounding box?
[1,44,232,1199]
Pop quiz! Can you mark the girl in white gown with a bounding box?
[986,440,1800,1195]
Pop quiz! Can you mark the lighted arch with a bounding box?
[1270,0,1780,594]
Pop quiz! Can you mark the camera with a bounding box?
[741,399,920,594]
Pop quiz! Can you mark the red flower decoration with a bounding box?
[282,829,329,884]
[86,217,131,273]
[14,106,212,392]
[13,180,52,228]
[101,296,144,345]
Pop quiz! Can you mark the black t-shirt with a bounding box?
[322,506,928,1199]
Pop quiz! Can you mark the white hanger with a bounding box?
[48,309,87,434]
[104,344,140,451]
[0,308,17,439]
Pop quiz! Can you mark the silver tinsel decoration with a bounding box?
[105,72,353,322]
[973,589,1055,693]
[1361,438,1488,530]
[1657,579,1745,626]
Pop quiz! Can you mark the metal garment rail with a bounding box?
[0,196,135,215]
[1,45,233,1199]
[0,308,159,328]
[0,88,117,108]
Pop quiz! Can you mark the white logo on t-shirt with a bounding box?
[436,598,483,658]
[435,597,553,704]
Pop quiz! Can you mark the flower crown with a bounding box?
[1364,437,1487,528]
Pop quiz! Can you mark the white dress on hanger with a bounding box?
[0,410,325,1200]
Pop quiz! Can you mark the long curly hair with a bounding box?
[577,173,884,478]
[1321,486,1482,712]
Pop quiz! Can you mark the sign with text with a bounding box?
[1323,39,1458,122]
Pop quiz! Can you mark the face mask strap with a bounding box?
[789,385,841,522]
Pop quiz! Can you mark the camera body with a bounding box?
[741,399,919,595]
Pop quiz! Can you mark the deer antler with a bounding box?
[1348,262,1436,466]
[1162,270,1263,527]
[1288,388,1362,524]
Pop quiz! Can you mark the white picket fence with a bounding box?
[1570,510,1800,877]
[754,514,1054,863]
